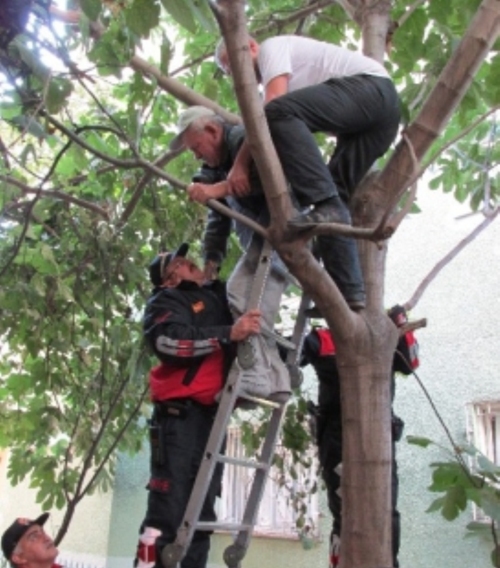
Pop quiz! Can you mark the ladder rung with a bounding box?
[195,521,253,532]
[237,393,281,408]
[217,454,268,469]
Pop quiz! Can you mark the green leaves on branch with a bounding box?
[81,0,102,22]
[409,436,500,566]
[125,0,161,38]
[160,0,216,34]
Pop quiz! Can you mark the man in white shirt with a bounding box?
[216,35,401,311]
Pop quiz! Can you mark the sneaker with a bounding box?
[239,371,272,399]
[288,201,347,230]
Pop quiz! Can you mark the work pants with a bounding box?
[136,401,223,568]
[265,74,400,303]
[227,231,291,398]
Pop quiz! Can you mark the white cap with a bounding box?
[169,106,217,151]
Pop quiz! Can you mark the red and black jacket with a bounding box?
[143,279,235,405]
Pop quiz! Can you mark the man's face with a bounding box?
[182,125,223,167]
[12,525,58,567]
[163,257,205,288]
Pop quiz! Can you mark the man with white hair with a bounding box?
[170,106,293,400]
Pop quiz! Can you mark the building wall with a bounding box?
[387,188,500,567]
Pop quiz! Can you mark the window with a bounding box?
[466,401,500,521]
[216,425,320,540]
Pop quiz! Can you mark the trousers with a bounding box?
[265,74,400,304]
[136,401,223,568]
[226,231,291,397]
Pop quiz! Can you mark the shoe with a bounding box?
[268,391,291,404]
[239,372,271,399]
[288,201,347,230]
[304,306,322,318]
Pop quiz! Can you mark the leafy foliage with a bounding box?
[408,436,500,566]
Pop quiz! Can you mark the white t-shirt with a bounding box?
[258,35,389,91]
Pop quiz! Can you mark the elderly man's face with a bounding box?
[163,257,205,288]
[182,124,223,167]
[11,525,58,567]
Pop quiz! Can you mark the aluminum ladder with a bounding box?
[161,241,310,568]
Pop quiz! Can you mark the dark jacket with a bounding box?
[192,123,267,266]
[143,279,235,404]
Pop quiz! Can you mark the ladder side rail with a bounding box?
[233,404,287,550]
[173,380,241,550]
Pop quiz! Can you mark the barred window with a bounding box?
[216,425,320,540]
[466,401,500,521]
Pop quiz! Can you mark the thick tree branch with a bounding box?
[375,0,500,218]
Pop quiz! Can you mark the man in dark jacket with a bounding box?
[135,243,261,568]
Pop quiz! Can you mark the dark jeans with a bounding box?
[316,232,365,303]
[264,74,400,204]
[265,75,400,303]
[312,356,401,567]
[137,402,223,568]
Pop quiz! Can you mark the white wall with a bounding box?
[387,187,500,567]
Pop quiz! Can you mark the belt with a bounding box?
[153,398,217,419]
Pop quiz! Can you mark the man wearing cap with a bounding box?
[135,243,261,568]
[170,105,294,401]
[2,513,59,568]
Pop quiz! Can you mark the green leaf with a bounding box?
[477,454,500,475]
[441,484,467,521]
[188,0,216,33]
[80,0,102,21]
[11,37,50,81]
[481,489,500,523]
[161,0,197,33]
[0,102,22,120]
[126,0,161,38]
[19,143,38,167]
[10,116,49,140]
[46,77,74,114]
[426,496,445,513]
[429,463,462,491]
[465,521,494,538]
[406,435,434,448]
[160,35,174,76]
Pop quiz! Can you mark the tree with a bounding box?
[0,0,499,565]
